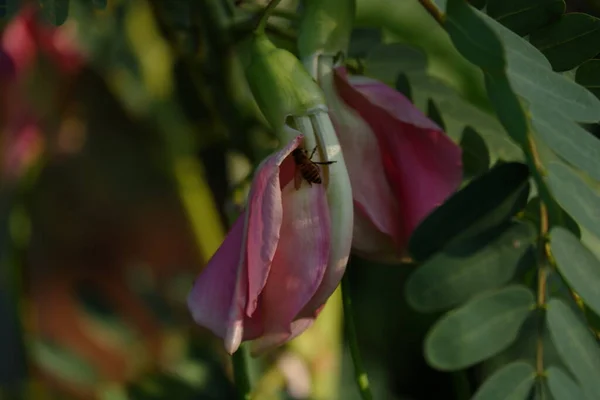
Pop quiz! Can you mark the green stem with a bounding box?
[255,0,284,34]
[341,272,373,400]
[232,343,252,400]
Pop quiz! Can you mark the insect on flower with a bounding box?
[292,145,336,190]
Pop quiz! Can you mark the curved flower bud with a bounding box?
[242,34,325,135]
[319,61,462,262]
[189,36,353,354]
[298,0,355,76]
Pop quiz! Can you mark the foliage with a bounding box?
[2,0,600,399]
[352,0,600,398]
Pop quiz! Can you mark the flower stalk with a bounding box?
[232,343,253,400]
[341,272,373,400]
[255,0,285,34]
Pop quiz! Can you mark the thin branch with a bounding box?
[342,272,373,400]
[417,0,445,24]
[255,0,284,34]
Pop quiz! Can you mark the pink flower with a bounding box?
[323,67,463,262]
[188,133,350,355]
[2,5,83,76]
[0,7,84,182]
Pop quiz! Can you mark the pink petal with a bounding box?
[253,179,331,352]
[251,318,315,355]
[188,135,304,353]
[187,214,262,353]
[245,135,303,316]
[352,204,403,264]
[326,80,402,251]
[2,9,37,72]
[334,68,462,248]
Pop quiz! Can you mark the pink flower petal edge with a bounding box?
[188,135,332,354]
[334,67,463,249]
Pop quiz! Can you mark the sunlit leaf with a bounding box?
[409,162,530,261]
[472,361,535,400]
[425,285,535,371]
[530,104,600,182]
[406,223,536,312]
[523,197,580,239]
[478,10,600,122]
[546,162,600,240]
[546,298,600,399]
[546,366,585,400]
[550,227,600,318]
[487,0,565,36]
[530,13,600,72]
[484,72,528,146]
[575,60,600,100]
[445,0,506,70]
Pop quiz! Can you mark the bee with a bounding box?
[292,145,336,190]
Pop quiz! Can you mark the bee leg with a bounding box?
[314,161,336,165]
[309,146,318,160]
[294,168,303,190]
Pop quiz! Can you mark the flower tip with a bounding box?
[225,321,244,355]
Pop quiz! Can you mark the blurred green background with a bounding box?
[2,0,600,399]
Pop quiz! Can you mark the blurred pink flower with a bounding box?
[188,134,349,355]
[0,6,83,181]
[324,67,463,262]
[2,5,83,76]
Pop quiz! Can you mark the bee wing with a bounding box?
[294,167,303,190]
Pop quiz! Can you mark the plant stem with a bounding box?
[341,272,373,400]
[535,201,549,376]
[232,344,253,400]
[255,0,284,34]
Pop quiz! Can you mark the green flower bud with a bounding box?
[298,0,355,76]
[241,34,325,136]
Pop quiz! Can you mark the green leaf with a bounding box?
[472,361,535,400]
[461,126,491,178]
[348,28,383,58]
[92,0,107,9]
[364,43,428,79]
[546,366,585,400]
[468,0,486,10]
[395,73,413,101]
[409,162,530,261]
[39,0,70,26]
[425,285,535,371]
[550,227,600,318]
[522,197,580,239]
[406,223,536,312]
[445,0,506,70]
[546,298,600,399]
[484,72,528,146]
[0,0,20,20]
[530,13,600,72]
[547,162,600,240]
[477,10,600,122]
[487,0,565,37]
[575,60,600,100]
[427,99,446,131]
[530,104,600,182]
